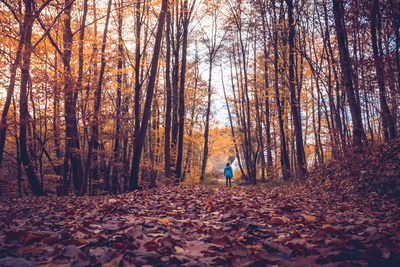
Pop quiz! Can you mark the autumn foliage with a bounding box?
[1,0,400,263]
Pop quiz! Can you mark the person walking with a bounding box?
[224,163,233,187]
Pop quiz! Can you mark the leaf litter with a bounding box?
[0,185,399,266]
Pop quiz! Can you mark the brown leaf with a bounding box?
[270,217,285,225]
[143,241,159,251]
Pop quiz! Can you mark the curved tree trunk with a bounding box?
[0,32,23,168]
[19,0,46,196]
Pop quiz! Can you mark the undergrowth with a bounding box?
[298,137,400,202]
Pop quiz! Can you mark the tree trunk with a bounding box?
[111,0,124,194]
[253,42,266,183]
[53,50,62,176]
[175,0,190,180]
[260,1,273,178]
[370,0,396,141]
[81,0,112,196]
[171,4,180,166]
[229,56,246,178]
[273,0,290,179]
[286,0,306,178]
[129,0,168,190]
[62,0,83,195]
[134,0,142,155]
[19,0,46,196]
[0,28,23,168]
[164,5,172,182]
[200,61,213,182]
[332,0,365,150]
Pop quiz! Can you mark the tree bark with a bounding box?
[134,0,142,153]
[81,0,112,195]
[272,0,290,179]
[253,41,266,183]
[259,0,273,178]
[171,3,180,165]
[111,0,124,194]
[62,0,83,195]
[19,0,46,196]
[164,3,172,182]
[129,0,168,190]
[286,0,306,178]
[200,60,213,182]
[226,57,246,178]
[332,0,365,149]
[0,27,23,168]
[370,0,396,141]
[175,0,190,180]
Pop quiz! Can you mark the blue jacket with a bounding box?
[224,166,233,177]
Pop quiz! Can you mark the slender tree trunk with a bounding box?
[13,97,22,197]
[389,0,400,125]
[175,0,190,180]
[311,84,320,164]
[240,35,256,184]
[81,0,112,196]
[253,42,266,183]
[200,60,213,182]
[272,0,290,179]
[76,0,88,108]
[226,58,246,178]
[323,2,345,153]
[53,50,62,176]
[129,0,168,190]
[182,60,199,180]
[19,0,46,196]
[286,0,306,178]
[0,28,23,167]
[164,4,172,182]
[111,0,124,194]
[62,0,83,195]
[260,2,273,178]
[332,0,365,150]
[370,0,396,141]
[134,0,142,153]
[171,4,180,165]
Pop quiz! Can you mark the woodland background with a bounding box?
[0,0,399,196]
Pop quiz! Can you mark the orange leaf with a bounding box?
[159,218,170,224]
[303,215,317,222]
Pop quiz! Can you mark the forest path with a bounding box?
[0,185,399,266]
[217,177,227,186]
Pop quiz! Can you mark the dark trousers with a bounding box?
[226,176,231,187]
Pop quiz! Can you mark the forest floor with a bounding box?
[0,139,399,266]
[0,185,399,266]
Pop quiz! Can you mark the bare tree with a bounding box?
[130,0,168,190]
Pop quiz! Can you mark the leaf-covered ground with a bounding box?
[1,185,399,266]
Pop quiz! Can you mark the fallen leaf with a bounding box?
[159,218,171,224]
[270,217,285,225]
[303,214,317,222]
